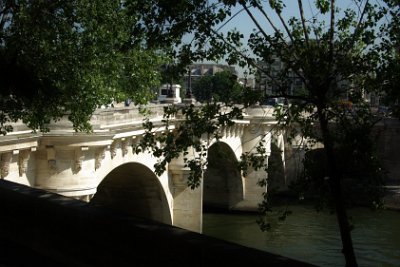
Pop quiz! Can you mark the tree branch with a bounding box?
[350,0,369,49]
[241,4,270,43]
[307,0,321,44]
[209,28,305,98]
[276,10,296,46]
[329,0,336,65]
[253,3,290,43]
[298,0,310,47]
[243,2,309,87]
[252,2,301,60]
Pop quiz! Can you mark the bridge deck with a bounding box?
[0,179,317,267]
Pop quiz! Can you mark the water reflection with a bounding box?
[203,206,400,267]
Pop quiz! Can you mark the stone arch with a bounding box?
[91,162,172,225]
[203,142,243,211]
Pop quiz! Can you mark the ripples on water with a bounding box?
[202,206,400,267]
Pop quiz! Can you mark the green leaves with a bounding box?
[192,70,243,104]
[0,0,167,134]
[268,0,285,13]
[315,0,330,14]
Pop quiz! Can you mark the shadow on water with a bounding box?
[203,205,400,267]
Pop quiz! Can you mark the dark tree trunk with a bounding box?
[317,107,358,267]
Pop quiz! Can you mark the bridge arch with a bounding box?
[203,141,244,211]
[91,162,172,225]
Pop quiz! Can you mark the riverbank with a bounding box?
[383,186,400,210]
[268,187,400,212]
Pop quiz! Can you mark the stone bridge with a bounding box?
[0,104,287,233]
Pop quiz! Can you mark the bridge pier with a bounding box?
[232,108,274,211]
[169,154,203,233]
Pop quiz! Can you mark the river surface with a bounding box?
[202,206,400,267]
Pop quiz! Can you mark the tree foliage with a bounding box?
[135,1,399,266]
[192,70,242,103]
[0,0,167,134]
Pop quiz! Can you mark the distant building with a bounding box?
[255,46,374,105]
[255,57,304,97]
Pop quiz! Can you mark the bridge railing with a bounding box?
[3,103,169,135]
[90,103,168,130]
[3,102,278,137]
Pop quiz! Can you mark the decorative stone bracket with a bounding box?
[46,146,57,174]
[131,136,141,154]
[95,146,106,170]
[121,138,131,157]
[0,152,12,178]
[18,149,32,177]
[74,146,88,173]
[110,140,119,159]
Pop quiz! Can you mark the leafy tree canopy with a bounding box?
[0,0,171,134]
[192,70,243,103]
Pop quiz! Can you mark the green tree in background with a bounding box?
[192,70,242,103]
[0,0,165,134]
[135,1,399,266]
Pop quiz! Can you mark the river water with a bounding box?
[202,206,400,267]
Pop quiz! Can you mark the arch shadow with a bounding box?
[203,142,243,211]
[91,162,171,225]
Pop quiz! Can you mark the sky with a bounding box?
[184,0,384,78]
[216,0,382,40]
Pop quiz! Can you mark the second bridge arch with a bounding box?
[203,142,243,211]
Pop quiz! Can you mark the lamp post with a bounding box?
[186,67,193,98]
[244,70,248,88]
[183,66,196,104]
[161,63,174,98]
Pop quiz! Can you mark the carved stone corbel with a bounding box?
[235,124,244,137]
[95,146,106,170]
[131,136,141,154]
[18,149,31,177]
[121,138,131,157]
[233,125,238,137]
[75,146,88,173]
[46,146,57,174]
[0,152,12,178]
[110,140,118,159]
